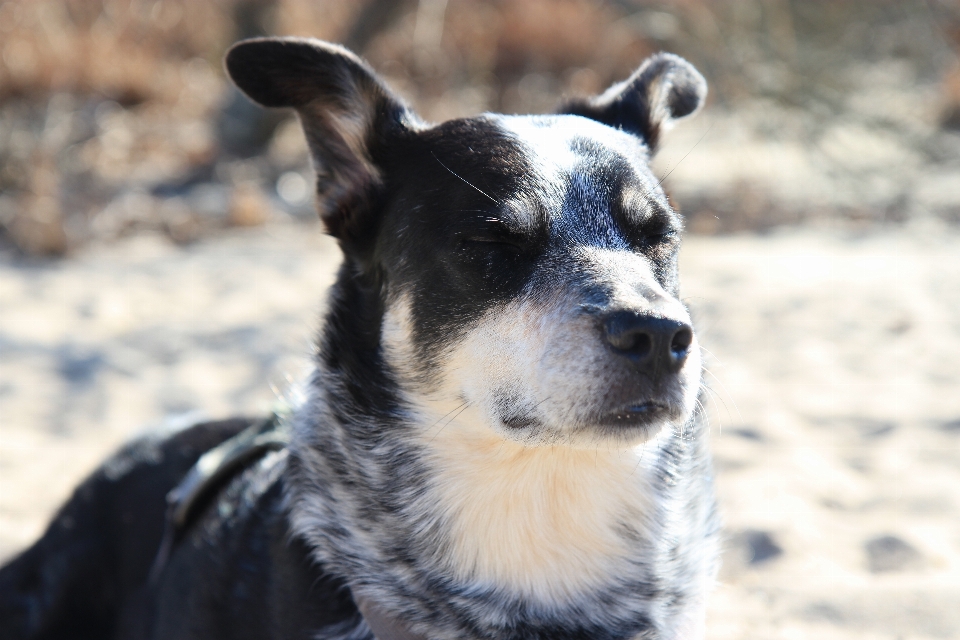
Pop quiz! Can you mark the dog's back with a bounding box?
[0,419,256,638]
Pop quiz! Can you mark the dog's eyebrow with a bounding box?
[620,188,672,221]
[494,202,549,235]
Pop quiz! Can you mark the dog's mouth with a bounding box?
[501,401,671,433]
[502,414,540,430]
[595,401,669,428]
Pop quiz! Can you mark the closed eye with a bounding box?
[455,212,543,257]
[622,225,678,250]
[460,236,529,258]
[459,220,533,252]
[617,194,680,248]
[462,235,525,247]
[645,229,677,243]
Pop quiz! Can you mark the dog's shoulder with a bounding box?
[145,447,362,640]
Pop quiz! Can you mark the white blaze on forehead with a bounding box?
[496,115,660,241]
[498,114,650,182]
[498,116,580,180]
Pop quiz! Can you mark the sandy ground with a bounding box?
[1,222,958,639]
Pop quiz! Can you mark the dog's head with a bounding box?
[227,38,706,448]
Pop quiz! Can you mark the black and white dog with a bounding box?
[0,38,719,640]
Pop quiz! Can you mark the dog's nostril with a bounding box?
[671,326,693,356]
[608,330,652,356]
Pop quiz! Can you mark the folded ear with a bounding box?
[225,37,417,240]
[558,53,706,152]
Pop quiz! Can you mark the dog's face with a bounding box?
[227,39,706,448]
[377,115,701,448]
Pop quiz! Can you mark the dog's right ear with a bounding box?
[557,53,706,153]
[225,37,417,241]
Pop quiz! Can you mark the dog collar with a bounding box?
[149,416,288,583]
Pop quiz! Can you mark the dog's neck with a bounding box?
[408,396,669,602]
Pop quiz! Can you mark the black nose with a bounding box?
[603,311,693,375]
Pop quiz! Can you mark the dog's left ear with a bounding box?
[558,53,706,152]
[225,37,417,241]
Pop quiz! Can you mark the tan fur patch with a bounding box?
[328,107,380,183]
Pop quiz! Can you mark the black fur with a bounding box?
[0,419,254,638]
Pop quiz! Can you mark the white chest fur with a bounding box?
[418,409,661,604]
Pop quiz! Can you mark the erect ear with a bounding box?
[225,37,418,240]
[558,53,706,152]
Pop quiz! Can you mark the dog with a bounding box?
[0,37,719,640]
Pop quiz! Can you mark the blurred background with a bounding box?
[1,1,959,639]
[2,0,960,251]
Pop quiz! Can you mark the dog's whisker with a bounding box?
[696,387,723,438]
[700,373,738,437]
[701,366,744,425]
[435,401,469,430]
[429,401,471,443]
[675,416,692,442]
[699,375,732,421]
[429,401,469,430]
[431,152,502,205]
[697,345,725,368]
[530,395,553,413]
[656,122,714,188]
[630,441,648,477]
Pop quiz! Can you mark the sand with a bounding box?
[1,222,958,639]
